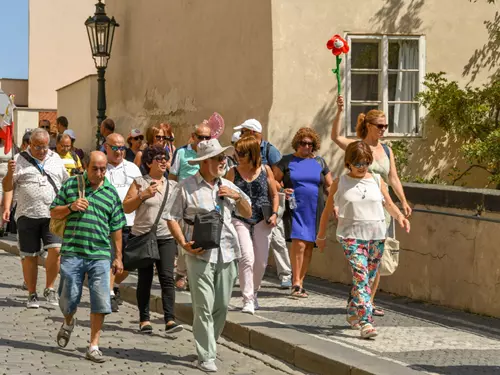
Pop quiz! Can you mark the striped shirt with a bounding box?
[50,173,126,260]
[163,172,251,264]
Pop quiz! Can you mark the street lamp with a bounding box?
[85,0,119,149]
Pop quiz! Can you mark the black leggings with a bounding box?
[136,238,177,323]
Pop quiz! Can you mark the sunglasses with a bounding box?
[40,126,50,130]
[155,135,168,141]
[132,135,144,141]
[352,162,370,169]
[109,145,126,152]
[370,123,389,130]
[236,150,248,158]
[299,141,314,147]
[210,153,227,162]
[153,155,168,163]
[195,134,211,141]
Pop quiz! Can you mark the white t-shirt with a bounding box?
[13,149,69,220]
[106,160,142,227]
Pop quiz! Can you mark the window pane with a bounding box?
[350,105,379,133]
[351,42,379,69]
[352,73,379,101]
[389,71,419,101]
[389,103,419,134]
[389,40,419,69]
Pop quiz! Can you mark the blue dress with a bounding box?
[277,155,329,243]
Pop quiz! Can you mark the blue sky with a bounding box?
[0,0,28,79]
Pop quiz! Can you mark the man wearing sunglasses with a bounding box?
[169,122,212,291]
[105,133,142,312]
[234,119,293,289]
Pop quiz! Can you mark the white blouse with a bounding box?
[334,174,386,241]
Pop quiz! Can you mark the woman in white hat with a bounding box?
[126,129,144,163]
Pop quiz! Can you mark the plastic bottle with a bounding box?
[289,192,297,210]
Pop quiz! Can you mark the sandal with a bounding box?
[139,323,153,334]
[346,316,361,330]
[299,288,309,298]
[290,285,302,299]
[57,318,76,348]
[360,323,378,339]
[372,306,385,317]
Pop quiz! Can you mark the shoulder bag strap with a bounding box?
[381,143,391,159]
[151,180,170,232]
[217,179,225,221]
[20,151,59,194]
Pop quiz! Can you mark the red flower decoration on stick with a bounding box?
[326,34,349,94]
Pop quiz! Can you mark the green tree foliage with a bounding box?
[418,72,500,186]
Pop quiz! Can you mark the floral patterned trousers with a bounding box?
[339,238,385,325]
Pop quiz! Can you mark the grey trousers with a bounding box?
[269,193,292,280]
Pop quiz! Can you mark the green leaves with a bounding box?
[418,72,500,186]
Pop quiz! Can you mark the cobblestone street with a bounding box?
[0,250,302,375]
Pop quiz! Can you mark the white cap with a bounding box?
[63,129,76,140]
[234,119,262,133]
[231,131,241,143]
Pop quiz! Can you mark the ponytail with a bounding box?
[355,110,386,139]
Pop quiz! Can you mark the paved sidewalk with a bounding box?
[0,249,303,375]
[229,274,500,375]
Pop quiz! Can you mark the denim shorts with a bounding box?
[58,256,111,315]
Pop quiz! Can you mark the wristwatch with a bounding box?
[68,203,76,213]
[272,211,278,216]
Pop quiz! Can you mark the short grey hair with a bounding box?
[30,128,50,143]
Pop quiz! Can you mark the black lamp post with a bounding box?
[85,0,119,149]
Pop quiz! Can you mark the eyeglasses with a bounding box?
[59,145,72,149]
[195,134,211,141]
[40,126,50,130]
[166,136,175,142]
[109,145,126,152]
[155,135,168,141]
[236,150,248,158]
[299,141,314,148]
[352,162,370,169]
[32,145,49,151]
[210,153,226,162]
[370,123,389,130]
[153,155,168,163]
[132,135,144,141]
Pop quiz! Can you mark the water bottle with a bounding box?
[289,192,297,210]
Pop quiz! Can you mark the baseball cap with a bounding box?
[129,128,143,138]
[63,129,76,140]
[234,119,262,133]
[231,131,241,143]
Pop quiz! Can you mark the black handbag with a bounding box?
[186,182,225,250]
[123,181,170,271]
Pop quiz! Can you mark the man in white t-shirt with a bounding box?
[104,133,142,312]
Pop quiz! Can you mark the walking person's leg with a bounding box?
[186,255,218,370]
[57,256,84,348]
[17,216,43,308]
[111,227,130,305]
[233,220,255,313]
[290,239,306,298]
[252,221,272,305]
[368,240,385,316]
[298,242,314,297]
[156,238,183,333]
[42,218,62,305]
[136,262,155,332]
[213,260,238,342]
[270,220,292,288]
[86,259,112,362]
[175,247,188,290]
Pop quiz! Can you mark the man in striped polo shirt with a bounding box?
[50,151,126,363]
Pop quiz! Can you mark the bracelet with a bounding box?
[316,235,326,241]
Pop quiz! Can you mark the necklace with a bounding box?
[356,184,367,199]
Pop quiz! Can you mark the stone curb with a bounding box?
[0,240,422,375]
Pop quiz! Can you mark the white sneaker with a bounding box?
[241,301,255,315]
[197,359,218,372]
[27,293,39,309]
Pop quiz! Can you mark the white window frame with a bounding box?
[345,34,426,137]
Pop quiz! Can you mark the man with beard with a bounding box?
[165,139,251,372]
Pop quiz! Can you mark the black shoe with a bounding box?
[113,287,123,305]
[165,322,184,335]
[111,295,119,312]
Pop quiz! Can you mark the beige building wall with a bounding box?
[28,0,97,109]
[14,109,40,142]
[57,75,98,154]
[103,0,497,187]
[267,0,497,186]
[0,79,28,107]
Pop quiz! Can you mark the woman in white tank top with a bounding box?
[316,141,410,339]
